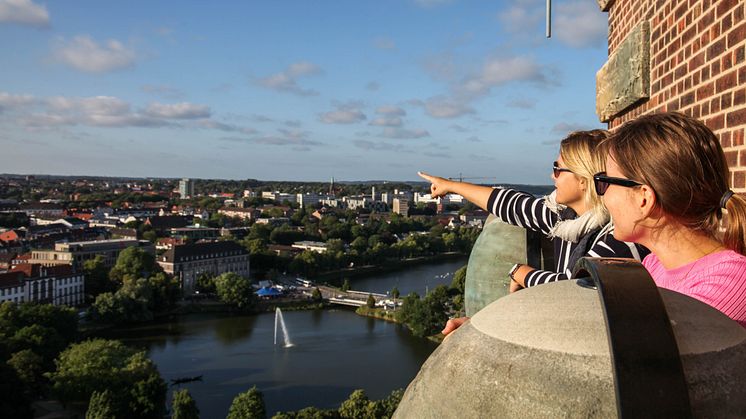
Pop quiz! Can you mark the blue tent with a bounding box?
[256,286,282,297]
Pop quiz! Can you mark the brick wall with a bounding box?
[605,0,746,190]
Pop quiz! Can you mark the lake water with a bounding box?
[107,257,467,417]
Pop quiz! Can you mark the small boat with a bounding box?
[170,375,203,386]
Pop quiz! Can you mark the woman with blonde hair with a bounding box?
[597,112,746,327]
[420,129,646,334]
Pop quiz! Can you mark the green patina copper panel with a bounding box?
[464,215,528,316]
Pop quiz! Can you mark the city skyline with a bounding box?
[0,0,608,183]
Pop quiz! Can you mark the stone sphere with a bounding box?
[394,280,746,418]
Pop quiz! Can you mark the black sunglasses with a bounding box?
[593,172,643,195]
[552,161,572,178]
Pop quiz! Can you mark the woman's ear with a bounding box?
[638,185,657,219]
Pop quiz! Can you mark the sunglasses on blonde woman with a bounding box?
[593,172,643,196]
[552,161,572,178]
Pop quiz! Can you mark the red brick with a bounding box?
[740,66,746,84]
[716,0,739,19]
[736,46,745,65]
[722,51,734,71]
[731,87,746,108]
[711,96,721,113]
[698,9,715,32]
[726,150,739,166]
[707,37,726,61]
[697,82,715,100]
[733,171,745,189]
[722,92,733,109]
[715,70,738,91]
[708,113,726,130]
[735,129,746,147]
[727,21,746,49]
[727,108,746,128]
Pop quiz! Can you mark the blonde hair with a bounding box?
[606,112,746,254]
[559,129,609,220]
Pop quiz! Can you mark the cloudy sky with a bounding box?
[0,0,609,183]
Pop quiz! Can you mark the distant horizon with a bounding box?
[1,171,553,187]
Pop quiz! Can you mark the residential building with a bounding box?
[179,178,195,199]
[218,207,261,221]
[0,264,84,306]
[291,241,328,253]
[157,241,250,293]
[29,239,154,269]
[296,193,321,209]
[392,198,409,216]
[170,227,220,241]
[0,271,25,304]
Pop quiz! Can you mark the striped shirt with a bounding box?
[487,188,645,287]
[644,250,746,328]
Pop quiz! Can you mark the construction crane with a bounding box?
[447,173,497,183]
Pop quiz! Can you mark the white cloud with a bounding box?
[258,61,321,96]
[319,101,366,124]
[507,98,537,109]
[144,102,211,119]
[198,120,256,135]
[376,105,406,116]
[369,117,403,127]
[555,1,607,48]
[466,136,481,142]
[0,91,239,133]
[53,35,136,73]
[382,127,429,139]
[0,0,49,27]
[550,122,595,135]
[459,56,546,97]
[353,140,406,151]
[497,4,543,35]
[252,128,322,147]
[320,109,366,124]
[0,92,36,109]
[496,0,606,48]
[424,96,474,119]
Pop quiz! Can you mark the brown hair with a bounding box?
[605,112,746,254]
[559,129,609,220]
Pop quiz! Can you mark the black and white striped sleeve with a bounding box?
[586,226,645,261]
[486,188,557,236]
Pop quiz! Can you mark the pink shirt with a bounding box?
[643,250,746,328]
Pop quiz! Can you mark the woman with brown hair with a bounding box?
[598,112,746,327]
[420,129,646,334]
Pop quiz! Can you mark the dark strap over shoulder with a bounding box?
[573,257,692,419]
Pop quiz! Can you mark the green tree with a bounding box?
[227,386,266,419]
[47,339,166,418]
[171,388,200,419]
[366,294,376,309]
[86,390,117,419]
[143,230,158,243]
[83,255,115,299]
[338,389,374,419]
[450,265,467,295]
[390,287,400,300]
[7,349,44,396]
[109,247,158,284]
[311,288,322,302]
[215,273,256,309]
[341,279,351,292]
[195,272,216,294]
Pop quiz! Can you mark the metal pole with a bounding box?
[546,0,552,38]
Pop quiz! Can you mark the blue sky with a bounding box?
[0,0,608,183]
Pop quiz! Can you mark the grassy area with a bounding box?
[355,306,399,323]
